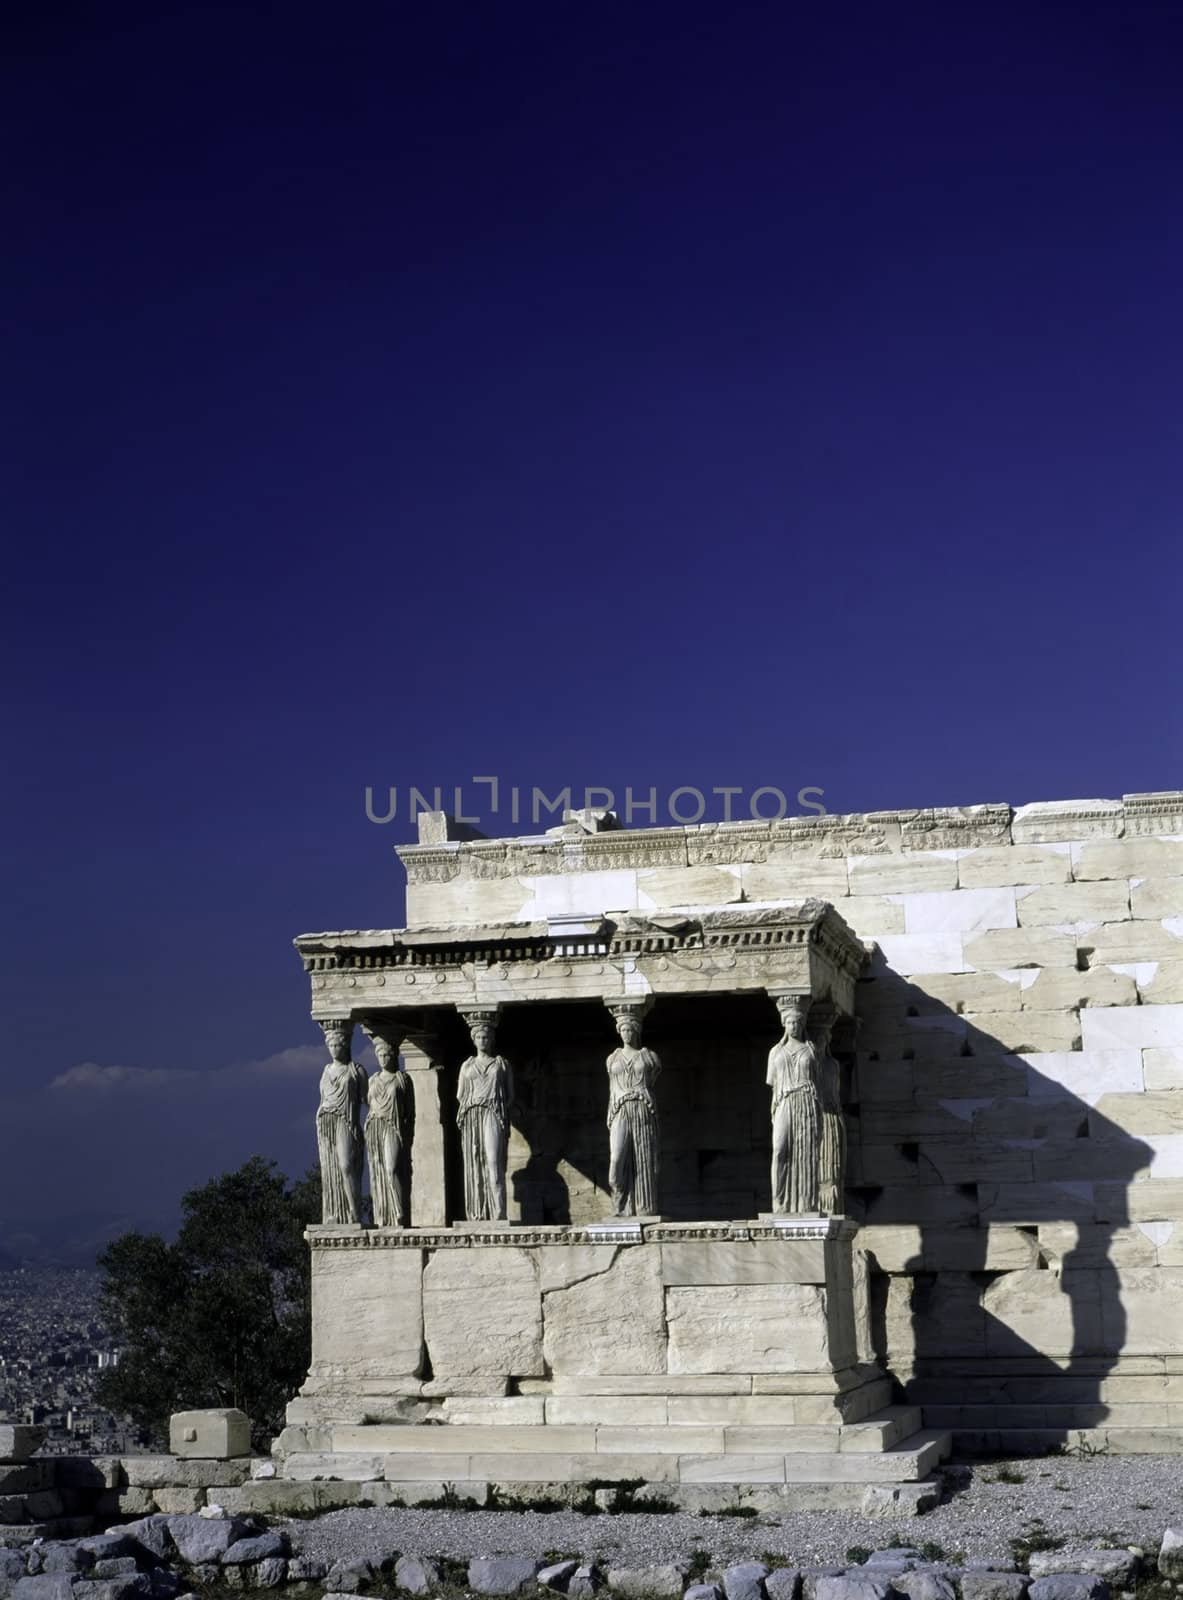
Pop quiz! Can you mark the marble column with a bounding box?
[401,1029,449,1227]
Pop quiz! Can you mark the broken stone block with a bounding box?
[395,1556,443,1595]
[606,1568,687,1600]
[723,1565,770,1600]
[469,1559,545,1596]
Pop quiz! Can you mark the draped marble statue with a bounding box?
[767,994,823,1214]
[361,1023,414,1227]
[316,1018,368,1224]
[811,1014,846,1216]
[605,1001,662,1217]
[457,1010,511,1221]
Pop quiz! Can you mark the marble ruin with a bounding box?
[276,791,1183,1510]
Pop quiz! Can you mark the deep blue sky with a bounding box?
[2,1,1180,1257]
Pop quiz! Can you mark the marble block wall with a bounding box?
[299,1230,876,1409]
[399,793,1183,1428]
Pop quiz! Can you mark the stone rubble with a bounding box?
[2,1506,1181,1600]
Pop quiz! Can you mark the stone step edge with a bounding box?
[282,1430,950,1485]
[325,1409,923,1455]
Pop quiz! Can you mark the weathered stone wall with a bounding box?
[400,793,1183,1444]
[299,1230,876,1409]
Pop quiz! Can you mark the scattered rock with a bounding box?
[163,1517,247,1566]
[78,1541,136,1567]
[324,1557,374,1593]
[764,1571,801,1600]
[286,1557,328,1583]
[1159,1533,1183,1582]
[1029,1555,1135,1587]
[606,1568,688,1600]
[30,1547,89,1577]
[539,1562,580,1593]
[724,1564,769,1600]
[889,1574,956,1600]
[92,1565,138,1581]
[815,1577,895,1600]
[469,1557,545,1596]
[800,1571,847,1600]
[12,1580,77,1600]
[252,1558,287,1589]
[395,1555,442,1595]
[1,1550,27,1596]
[221,1534,288,1566]
[116,1520,174,1563]
[568,1564,602,1599]
[73,1577,153,1600]
[1028,1579,1110,1600]
[686,1587,723,1600]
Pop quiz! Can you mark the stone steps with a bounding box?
[281,1425,949,1486]
[286,1427,954,1484]
[328,1406,921,1457]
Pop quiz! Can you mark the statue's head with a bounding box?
[373,1036,398,1072]
[323,1022,351,1063]
[811,1020,833,1053]
[471,1019,496,1055]
[776,995,808,1041]
[617,1015,642,1049]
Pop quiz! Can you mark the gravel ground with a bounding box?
[283,1458,1183,1572]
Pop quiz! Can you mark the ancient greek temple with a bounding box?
[277,793,1183,1510]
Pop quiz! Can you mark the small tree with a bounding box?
[97,1157,320,1447]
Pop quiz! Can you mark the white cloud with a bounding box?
[49,1044,326,1095]
[50,1062,197,1092]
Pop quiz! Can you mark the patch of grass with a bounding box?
[717,1505,759,1519]
[761,1554,795,1572]
[920,1543,958,1565]
[411,1482,483,1511]
[687,1552,713,1582]
[493,1492,567,1513]
[1069,1432,1110,1458]
[986,1466,1025,1484]
[846,1547,872,1565]
[580,1477,677,1514]
[1136,1502,1154,1511]
[542,1552,581,1567]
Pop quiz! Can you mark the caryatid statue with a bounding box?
[457,1009,512,1221]
[810,1010,847,1216]
[315,1018,368,1225]
[605,1000,662,1217]
[767,993,823,1215]
[361,1021,414,1227]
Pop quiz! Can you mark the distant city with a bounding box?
[0,1266,152,1454]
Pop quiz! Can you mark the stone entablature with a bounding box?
[295,901,866,1019]
[305,1218,858,1248]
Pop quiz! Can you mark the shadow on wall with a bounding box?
[851,951,1156,1451]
